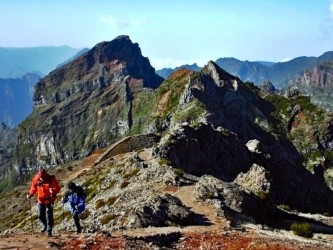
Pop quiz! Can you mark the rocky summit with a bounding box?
[14,35,163,171]
[2,36,333,248]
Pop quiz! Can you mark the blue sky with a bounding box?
[1,0,333,69]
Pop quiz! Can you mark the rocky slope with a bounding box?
[3,36,333,249]
[1,135,333,249]
[288,61,333,112]
[14,35,163,171]
[0,123,17,180]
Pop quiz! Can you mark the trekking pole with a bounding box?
[28,198,34,235]
[62,201,65,231]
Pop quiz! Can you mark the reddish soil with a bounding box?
[1,230,323,250]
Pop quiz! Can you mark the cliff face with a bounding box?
[15,36,163,170]
[0,73,40,127]
[151,61,333,213]
[0,123,16,179]
[288,61,333,112]
[303,62,333,88]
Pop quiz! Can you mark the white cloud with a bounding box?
[280,57,291,63]
[319,1,333,40]
[149,57,187,69]
[149,57,206,70]
[99,15,146,29]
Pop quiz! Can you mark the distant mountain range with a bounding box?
[0,46,88,127]
[2,44,333,129]
[156,63,202,79]
[156,52,333,89]
[0,73,40,127]
[0,45,82,78]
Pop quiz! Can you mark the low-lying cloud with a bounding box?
[319,0,333,40]
[99,15,146,29]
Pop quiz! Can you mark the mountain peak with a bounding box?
[35,36,163,105]
[114,35,131,40]
[206,60,238,87]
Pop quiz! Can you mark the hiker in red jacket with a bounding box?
[27,167,61,236]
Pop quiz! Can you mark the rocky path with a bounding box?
[2,149,333,249]
[0,232,66,250]
[2,184,333,249]
[110,184,228,238]
[171,185,228,232]
[55,148,105,183]
[0,184,225,249]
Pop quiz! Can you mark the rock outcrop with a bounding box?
[14,36,163,171]
[193,175,271,224]
[234,164,271,198]
[0,124,17,179]
[302,62,333,88]
[288,61,333,112]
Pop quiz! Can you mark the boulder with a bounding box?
[126,194,194,228]
[234,163,271,199]
[245,139,262,154]
[193,175,271,224]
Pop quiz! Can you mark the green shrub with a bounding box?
[123,169,140,179]
[80,209,91,220]
[55,210,71,224]
[278,204,292,211]
[256,191,270,200]
[120,181,129,189]
[174,168,184,177]
[107,196,118,206]
[100,214,115,225]
[159,158,171,166]
[103,180,117,190]
[95,199,106,209]
[290,222,312,238]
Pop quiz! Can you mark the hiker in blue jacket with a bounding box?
[62,181,86,233]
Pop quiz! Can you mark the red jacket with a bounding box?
[28,171,61,204]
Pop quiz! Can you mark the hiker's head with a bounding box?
[38,167,47,178]
[68,182,77,191]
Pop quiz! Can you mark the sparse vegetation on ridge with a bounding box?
[290,222,313,238]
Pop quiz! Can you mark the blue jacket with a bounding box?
[63,186,86,215]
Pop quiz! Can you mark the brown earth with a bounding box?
[1,148,333,249]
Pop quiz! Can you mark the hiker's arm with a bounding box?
[28,176,38,197]
[51,177,61,195]
[62,191,69,203]
[77,196,85,213]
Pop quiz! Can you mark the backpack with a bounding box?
[76,185,86,200]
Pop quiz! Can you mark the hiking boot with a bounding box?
[47,231,53,237]
[41,227,47,233]
[77,228,82,234]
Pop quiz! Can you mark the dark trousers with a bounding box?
[73,214,81,233]
[37,203,54,233]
